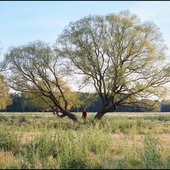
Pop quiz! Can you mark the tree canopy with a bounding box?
[58,10,170,119]
[0,74,12,109]
[4,41,79,121]
[1,10,170,121]
[0,47,12,109]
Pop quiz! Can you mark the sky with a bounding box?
[1,1,170,61]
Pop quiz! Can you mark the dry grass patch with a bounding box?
[20,132,41,145]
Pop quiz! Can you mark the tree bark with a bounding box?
[94,111,106,120]
[94,103,116,120]
[60,108,78,122]
[94,107,108,120]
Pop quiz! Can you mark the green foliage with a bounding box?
[0,126,19,153]
[0,74,12,110]
[59,10,170,118]
[140,135,162,169]
[19,134,58,168]
[0,113,170,169]
[166,156,170,169]
[157,115,170,121]
[0,115,8,122]
[4,41,79,121]
[144,115,170,122]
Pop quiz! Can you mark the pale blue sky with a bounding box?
[1,1,170,60]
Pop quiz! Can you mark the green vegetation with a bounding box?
[0,74,12,109]
[2,10,170,121]
[0,112,170,169]
[59,10,170,119]
[0,8,170,169]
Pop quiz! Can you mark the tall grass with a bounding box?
[0,113,169,169]
[0,125,20,154]
[141,135,162,169]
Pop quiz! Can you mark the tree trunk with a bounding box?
[94,108,107,120]
[94,104,116,120]
[60,108,78,122]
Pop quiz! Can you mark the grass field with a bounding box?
[0,112,170,169]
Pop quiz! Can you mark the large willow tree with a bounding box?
[58,10,170,119]
[4,41,78,121]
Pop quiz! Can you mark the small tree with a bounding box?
[58,10,170,119]
[0,47,12,110]
[0,74,12,110]
[4,41,78,121]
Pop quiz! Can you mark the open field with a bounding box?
[0,112,170,169]
[1,111,170,117]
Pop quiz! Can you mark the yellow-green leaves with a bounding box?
[0,75,12,109]
[59,10,169,115]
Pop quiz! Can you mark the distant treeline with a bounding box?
[0,93,170,112]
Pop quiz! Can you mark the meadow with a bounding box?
[0,112,170,169]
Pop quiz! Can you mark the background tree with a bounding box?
[0,47,12,110]
[25,83,82,114]
[58,10,170,119]
[4,41,78,121]
[0,74,12,109]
